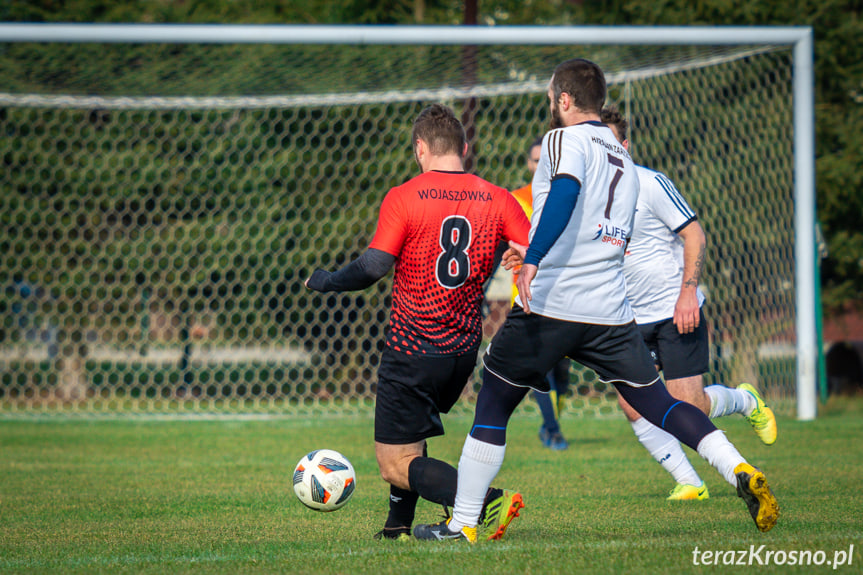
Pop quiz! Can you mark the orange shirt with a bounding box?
[511,184,533,218]
[509,184,533,303]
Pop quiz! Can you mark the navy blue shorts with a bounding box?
[374,346,478,445]
[482,306,659,392]
[638,308,709,380]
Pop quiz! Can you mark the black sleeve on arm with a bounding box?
[306,248,396,292]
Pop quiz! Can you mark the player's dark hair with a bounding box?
[551,58,606,114]
[412,103,466,157]
[528,135,543,154]
[600,105,628,141]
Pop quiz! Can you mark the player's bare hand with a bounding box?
[673,290,700,334]
[502,241,527,271]
[508,240,527,258]
[516,263,537,314]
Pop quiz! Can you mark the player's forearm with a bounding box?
[305,248,395,292]
[678,221,706,293]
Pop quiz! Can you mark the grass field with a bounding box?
[2,398,861,574]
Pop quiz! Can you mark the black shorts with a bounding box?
[638,308,709,380]
[374,346,478,445]
[483,306,659,392]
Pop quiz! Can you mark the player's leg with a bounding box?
[656,311,712,415]
[591,325,742,484]
[403,352,498,512]
[454,309,567,532]
[705,383,778,445]
[704,384,754,417]
[373,350,470,539]
[578,322,779,531]
[670,309,777,444]
[534,382,567,450]
[620,381,779,531]
[449,368,529,526]
[377,351,512,540]
[666,375,711,413]
[538,360,570,449]
[413,369,529,543]
[618,391,706,499]
[374,440,425,540]
[622,319,707,498]
[415,308,560,541]
[550,358,571,418]
[376,439,477,539]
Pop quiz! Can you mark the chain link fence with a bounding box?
[0,39,796,416]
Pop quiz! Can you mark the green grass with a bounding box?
[1,398,862,574]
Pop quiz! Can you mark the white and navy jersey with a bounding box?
[623,165,706,324]
[518,121,639,325]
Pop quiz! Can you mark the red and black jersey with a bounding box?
[370,170,530,356]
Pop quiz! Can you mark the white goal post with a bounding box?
[0,24,816,420]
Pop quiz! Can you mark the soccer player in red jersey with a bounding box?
[305,103,530,540]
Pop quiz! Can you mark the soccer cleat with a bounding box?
[413,518,477,543]
[539,428,569,451]
[373,526,411,541]
[667,482,710,501]
[734,462,779,532]
[739,383,778,445]
[480,489,525,540]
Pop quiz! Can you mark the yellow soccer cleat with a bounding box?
[667,482,709,501]
[734,462,780,532]
[739,383,778,445]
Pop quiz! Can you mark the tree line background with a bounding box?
[2,0,859,316]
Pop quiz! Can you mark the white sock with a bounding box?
[705,385,756,418]
[449,435,506,532]
[631,418,702,486]
[696,429,746,487]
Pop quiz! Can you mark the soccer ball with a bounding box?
[292,449,356,511]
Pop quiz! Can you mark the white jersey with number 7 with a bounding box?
[519,121,640,325]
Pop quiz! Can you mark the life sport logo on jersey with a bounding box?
[592,223,628,248]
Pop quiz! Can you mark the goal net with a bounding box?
[0,27,799,417]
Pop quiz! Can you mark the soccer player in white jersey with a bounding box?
[600,106,778,502]
[413,58,779,543]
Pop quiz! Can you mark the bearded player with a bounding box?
[414,59,779,542]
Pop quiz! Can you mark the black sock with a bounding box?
[384,484,419,531]
[407,456,503,510]
[407,456,458,507]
